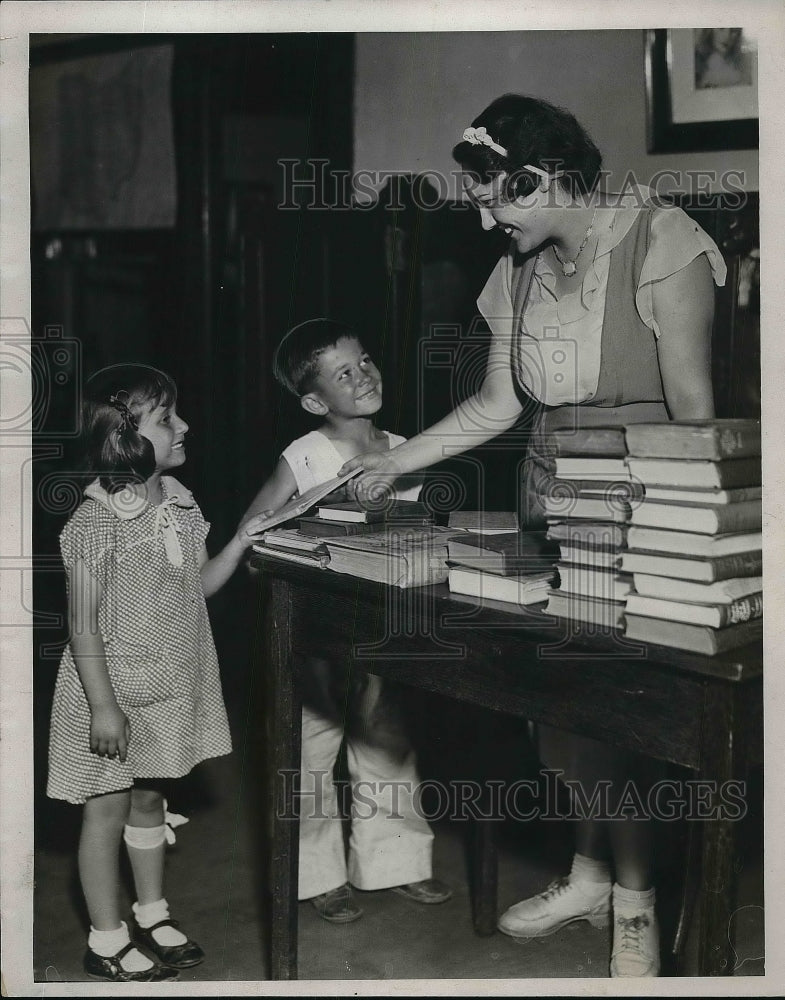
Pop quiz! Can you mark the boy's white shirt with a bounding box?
[282,428,421,501]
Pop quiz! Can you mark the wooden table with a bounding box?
[253,557,763,980]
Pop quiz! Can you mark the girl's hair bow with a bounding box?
[109,391,139,433]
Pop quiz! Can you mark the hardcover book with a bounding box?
[447,510,519,533]
[546,521,628,550]
[298,517,417,538]
[631,573,763,604]
[315,500,433,523]
[322,527,453,588]
[252,469,362,532]
[625,592,763,629]
[640,485,762,505]
[543,494,632,524]
[544,591,626,628]
[258,529,329,555]
[555,457,631,481]
[626,527,761,558]
[620,549,762,583]
[624,419,761,461]
[556,564,633,602]
[252,546,330,570]
[556,545,624,570]
[550,426,628,457]
[626,457,761,490]
[629,499,761,535]
[446,531,557,576]
[624,613,763,656]
[447,566,554,605]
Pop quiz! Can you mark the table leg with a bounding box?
[268,579,301,980]
[695,683,749,976]
[472,818,498,936]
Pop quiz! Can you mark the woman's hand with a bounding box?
[236,510,276,547]
[339,453,403,508]
[90,703,130,762]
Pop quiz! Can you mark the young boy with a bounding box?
[246,318,451,923]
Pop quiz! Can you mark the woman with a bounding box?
[340,94,726,978]
[695,28,752,89]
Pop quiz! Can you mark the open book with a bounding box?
[254,469,363,533]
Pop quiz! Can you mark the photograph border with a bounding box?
[3,2,785,996]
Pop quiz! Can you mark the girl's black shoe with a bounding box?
[83,942,179,982]
[132,917,205,969]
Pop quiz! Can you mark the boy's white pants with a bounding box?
[298,676,434,900]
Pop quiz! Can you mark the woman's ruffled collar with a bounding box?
[84,476,195,520]
[531,184,658,325]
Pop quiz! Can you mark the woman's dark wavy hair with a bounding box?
[80,364,178,493]
[452,94,603,202]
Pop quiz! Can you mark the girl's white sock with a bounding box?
[613,883,656,914]
[133,898,188,947]
[88,921,153,972]
[570,852,612,885]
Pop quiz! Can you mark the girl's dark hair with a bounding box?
[273,318,359,396]
[452,94,603,202]
[81,364,178,493]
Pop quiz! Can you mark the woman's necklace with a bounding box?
[552,207,598,278]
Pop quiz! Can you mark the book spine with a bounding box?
[643,486,762,504]
[718,593,764,626]
[623,550,763,581]
[628,457,760,489]
[707,550,764,581]
[546,526,628,548]
[551,428,627,457]
[712,502,762,533]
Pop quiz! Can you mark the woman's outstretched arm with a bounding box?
[340,324,524,488]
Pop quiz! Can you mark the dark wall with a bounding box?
[30,32,356,797]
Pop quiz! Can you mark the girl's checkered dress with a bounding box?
[47,477,232,804]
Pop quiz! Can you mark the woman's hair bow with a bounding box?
[462,126,509,157]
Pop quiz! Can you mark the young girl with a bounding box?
[47,364,267,982]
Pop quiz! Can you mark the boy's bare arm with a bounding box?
[243,456,299,521]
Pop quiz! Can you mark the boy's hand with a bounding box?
[237,510,276,547]
[90,704,130,762]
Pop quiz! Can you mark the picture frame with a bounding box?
[645,28,758,153]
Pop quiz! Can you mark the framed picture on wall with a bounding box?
[30,39,177,229]
[645,28,758,153]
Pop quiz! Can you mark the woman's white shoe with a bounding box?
[610,911,660,977]
[497,877,611,939]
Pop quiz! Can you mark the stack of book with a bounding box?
[320,524,456,588]
[446,526,557,606]
[542,427,636,628]
[620,419,763,655]
[299,499,434,536]
[254,528,330,569]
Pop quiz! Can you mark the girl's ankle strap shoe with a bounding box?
[83,943,179,982]
[132,917,205,969]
